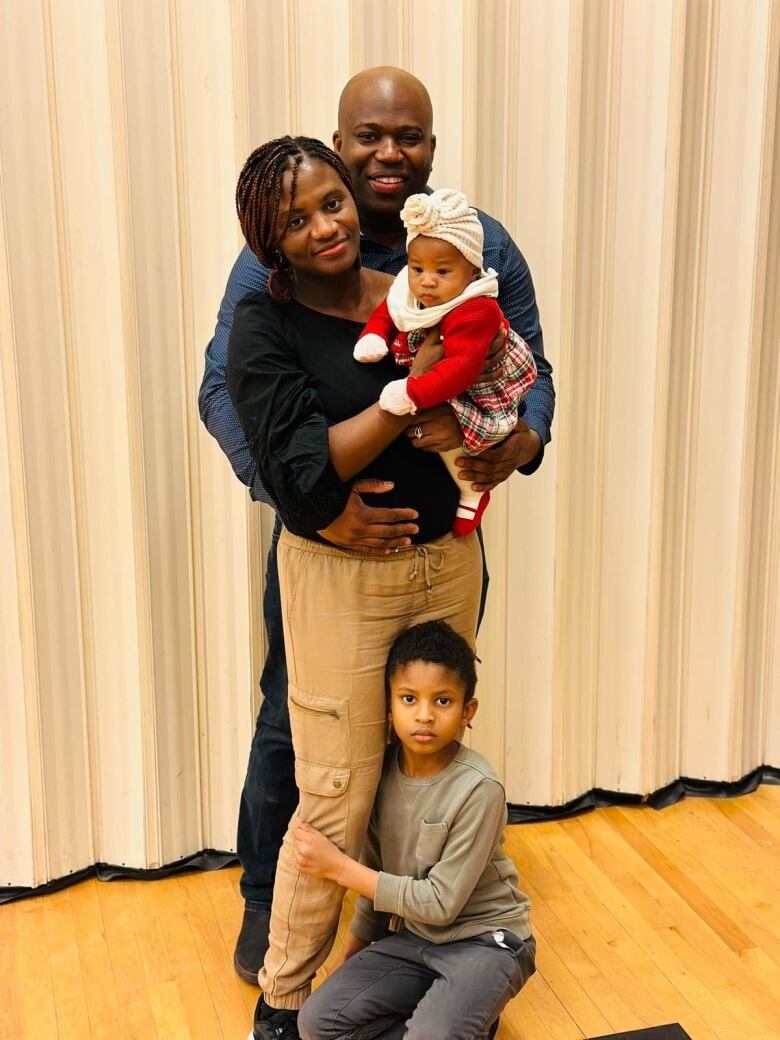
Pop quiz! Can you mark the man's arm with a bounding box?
[198,245,275,504]
[494,230,555,473]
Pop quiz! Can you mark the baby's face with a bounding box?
[407,236,478,308]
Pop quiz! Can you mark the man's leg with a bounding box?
[235,515,298,982]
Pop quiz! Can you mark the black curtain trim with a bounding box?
[1,848,237,905]
[506,763,780,823]
[3,766,778,904]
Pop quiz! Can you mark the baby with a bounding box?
[354,188,537,536]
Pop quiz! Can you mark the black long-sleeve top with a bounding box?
[226,292,459,543]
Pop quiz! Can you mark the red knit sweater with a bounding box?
[359,296,504,410]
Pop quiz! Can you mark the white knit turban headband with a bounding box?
[401,188,484,270]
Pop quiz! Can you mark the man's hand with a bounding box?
[293,819,344,880]
[409,325,444,377]
[317,479,418,553]
[455,420,542,492]
[483,319,509,368]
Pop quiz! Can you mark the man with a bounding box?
[198,66,555,987]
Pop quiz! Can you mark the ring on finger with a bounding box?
[414,425,424,440]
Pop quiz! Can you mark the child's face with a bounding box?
[407,236,479,308]
[388,660,478,763]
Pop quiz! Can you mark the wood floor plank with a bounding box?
[44,889,93,1039]
[528,930,612,1039]
[12,898,58,1040]
[69,880,122,1040]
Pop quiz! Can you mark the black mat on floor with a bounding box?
[587,1025,692,1040]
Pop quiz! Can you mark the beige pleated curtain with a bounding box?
[1,0,779,892]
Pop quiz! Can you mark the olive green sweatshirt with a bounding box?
[350,743,532,945]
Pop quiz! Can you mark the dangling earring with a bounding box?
[268,250,294,303]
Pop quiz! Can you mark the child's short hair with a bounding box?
[385,620,478,703]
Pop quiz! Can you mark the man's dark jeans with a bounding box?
[236,519,489,908]
[237,516,298,907]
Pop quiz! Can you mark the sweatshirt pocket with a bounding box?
[415,820,449,874]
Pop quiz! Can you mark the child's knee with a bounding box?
[297,992,329,1040]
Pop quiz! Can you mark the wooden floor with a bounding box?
[2,785,779,1040]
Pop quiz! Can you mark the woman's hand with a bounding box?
[293,819,344,880]
[410,325,444,378]
[405,405,462,452]
[317,479,419,553]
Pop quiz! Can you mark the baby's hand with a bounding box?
[354,333,388,363]
[293,818,344,880]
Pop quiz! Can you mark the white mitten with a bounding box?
[354,333,389,363]
[379,378,416,415]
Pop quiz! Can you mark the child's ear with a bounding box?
[462,698,478,728]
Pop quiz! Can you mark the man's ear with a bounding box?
[333,130,342,153]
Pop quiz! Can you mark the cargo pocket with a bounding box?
[415,820,449,874]
[288,684,350,768]
[295,759,351,798]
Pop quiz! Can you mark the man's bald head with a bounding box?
[337,67,433,135]
[334,67,436,242]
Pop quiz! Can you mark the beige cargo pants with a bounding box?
[258,528,481,1009]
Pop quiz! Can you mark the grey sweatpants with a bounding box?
[298,929,536,1040]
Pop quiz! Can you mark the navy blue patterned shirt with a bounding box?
[199,209,555,505]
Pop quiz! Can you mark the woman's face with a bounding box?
[276,159,361,279]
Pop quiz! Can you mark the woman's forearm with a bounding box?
[328,404,409,481]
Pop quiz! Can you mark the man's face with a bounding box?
[334,82,435,228]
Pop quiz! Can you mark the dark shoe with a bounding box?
[234,905,271,985]
[487,1018,500,1039]
[250,996,300,1039]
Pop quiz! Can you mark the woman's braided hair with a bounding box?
[235,135,357,302]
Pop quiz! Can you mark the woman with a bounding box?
[226,137,482,1036]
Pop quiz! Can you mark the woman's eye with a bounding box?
[401,694,415,704]
[326,198,342,212]
[436,698,452,707]
[288,217,304,230]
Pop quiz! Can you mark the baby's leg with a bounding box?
[439,447,490,537]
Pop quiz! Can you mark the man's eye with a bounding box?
[400,136,422,145]
[357,133,377,143]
